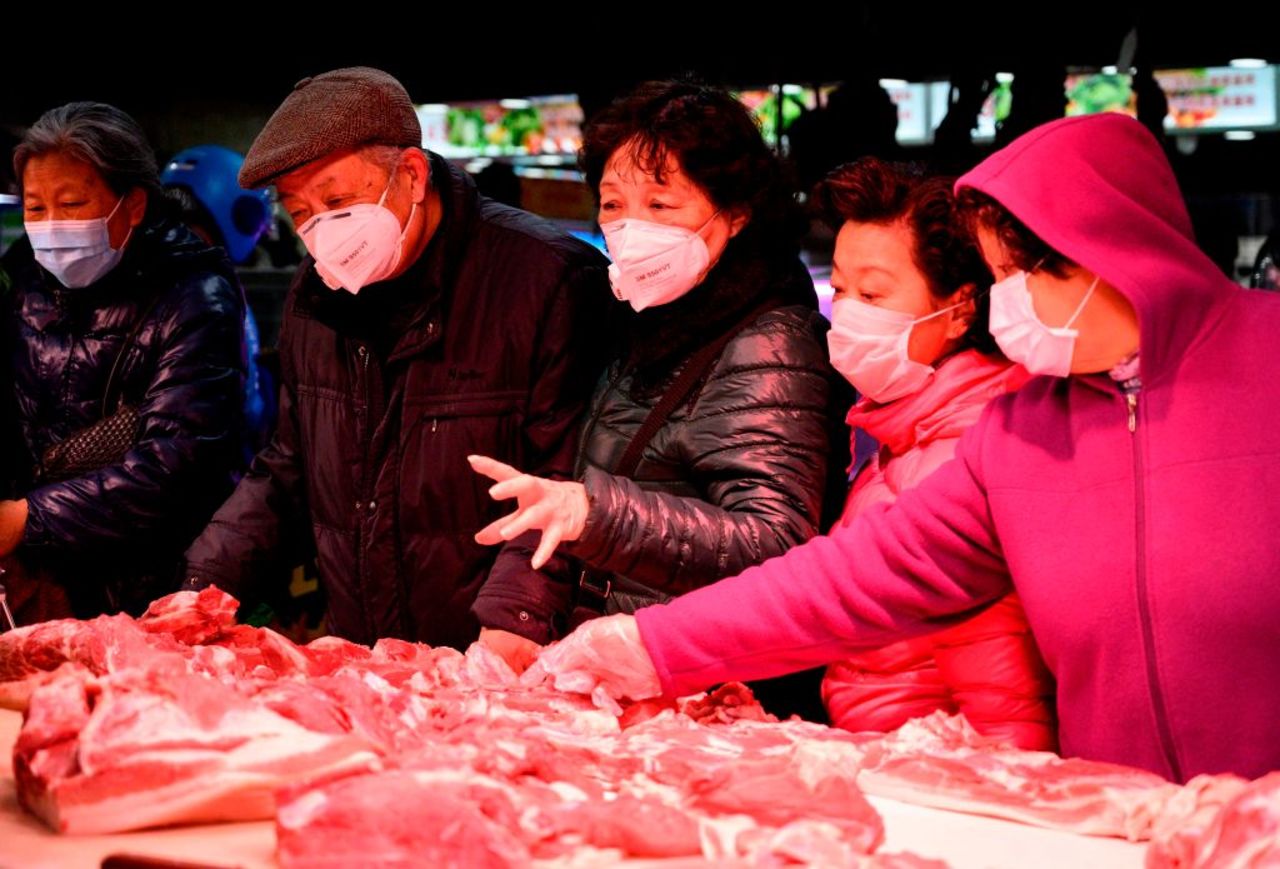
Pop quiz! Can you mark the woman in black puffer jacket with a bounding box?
[0,102,245,620]
[470,82,851,709]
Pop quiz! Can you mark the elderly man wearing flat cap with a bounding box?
[185,67,610,657]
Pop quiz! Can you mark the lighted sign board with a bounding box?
[1156,67,1278,131]
[418,95,584,158]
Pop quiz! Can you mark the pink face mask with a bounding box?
[988,270,1099,377]
[298,172,416,294]
[25,195,131,289]
[601,212,719,312]
[827,296,965,403]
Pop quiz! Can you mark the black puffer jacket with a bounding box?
[185,155,611,649]
[0,217,246,616]
[474,239,851,631]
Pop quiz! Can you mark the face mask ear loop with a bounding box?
[377,149,414,209]
[913,297,967,326]
[390,201,418,275]
[1020,255,1050,293]
[115,224,135,254]
[104,194,133,252]
[380,159,419,273]
[376,167,397,208]
[105,194,126,222]
[1063,274,1101,330]
[697,209,723,237]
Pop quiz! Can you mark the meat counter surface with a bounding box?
[0,590,1173,866]
[0,708,1145,869]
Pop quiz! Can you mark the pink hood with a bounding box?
[954,113,1228,386]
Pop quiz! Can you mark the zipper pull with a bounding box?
[1126,392,1139,433]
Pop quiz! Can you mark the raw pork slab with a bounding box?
[15,664,377,834]
[1146,771,1280,867]
[0,589,241,709]
[853,712,1180,840]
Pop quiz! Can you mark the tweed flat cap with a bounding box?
[239,66,422,188]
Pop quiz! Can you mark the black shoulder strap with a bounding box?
[612,300,776,479]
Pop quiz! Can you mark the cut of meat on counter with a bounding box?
[0,588,280,708]
[0,588,495,710]
[5,589,1275,866]
[14,661,379,834]
[0,610,186,709]
[7,590,895,863]
[846,712,1184,840]
[273,746,887,867]
[1146,771,1280,867]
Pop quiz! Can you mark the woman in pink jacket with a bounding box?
[815,159,1054,749]
[533,113,1280,783]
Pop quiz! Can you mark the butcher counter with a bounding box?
[0,709,1148,869]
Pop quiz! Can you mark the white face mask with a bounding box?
[988,270,1099,377]
[298,171,416,294]
[25,196,131,289]
[827,296,965,403]
[601,212,720,312]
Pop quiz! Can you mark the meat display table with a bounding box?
[0,709,1146,868]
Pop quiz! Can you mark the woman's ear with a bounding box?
[946,282,979,340]
[726,206,751,239]
[124,187,148,229]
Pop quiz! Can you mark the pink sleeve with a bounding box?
[840,460,894,526]
[635,421,1013,699]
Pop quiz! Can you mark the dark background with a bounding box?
[5,6,1276,259]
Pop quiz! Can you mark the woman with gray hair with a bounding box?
[0,101,245,621]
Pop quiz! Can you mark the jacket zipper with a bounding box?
[1127,390,1183,781]
[54,289,75,420]
[575,367,625,477]
[355,343,374,640]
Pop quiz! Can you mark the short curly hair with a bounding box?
[580,79,805,247]
[814,158,998,355]
[955,187,1075,279]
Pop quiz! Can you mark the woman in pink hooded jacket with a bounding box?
[815,158,1054,749]
[534,113,1280,783]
